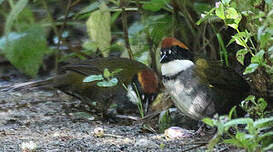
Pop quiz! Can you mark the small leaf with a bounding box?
[83,75,103,82]
[103,68,111,79]
[236,49,248,65]
[215,2,225,19]
[251,50,265,64]
[243,63,259,75]
[111,68,123,75]
[97,78,118,87]
[202,117,214,126]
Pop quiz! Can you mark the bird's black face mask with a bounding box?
[160,46,193,63]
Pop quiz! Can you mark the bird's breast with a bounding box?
[163,72,216,120]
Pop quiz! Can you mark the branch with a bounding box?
[120,0,134,60]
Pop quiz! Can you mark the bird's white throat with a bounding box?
[161,59,194,76]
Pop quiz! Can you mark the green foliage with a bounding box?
[86,2,111,57]
[158,110,171,133]
[83,68,122,87]
[142,0,170,12]
[241,95,268,118]
[123,83,144,118]
[198,0,273,75]
[1,25,49,77]
[4,0,29,35]
[203,115,273,151]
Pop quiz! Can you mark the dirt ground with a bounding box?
[0,81,237,152]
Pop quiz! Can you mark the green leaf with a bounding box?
[243,63,259,75]
[215,2,225,19]
[251,50,265,64]
[97,78,118,87]
[236,49,248,65]
[253,117,273,128]
[221,0,231,5]
[226,7,239,19]
[103,68,111,79]
[83,74,103,82]
[5,0,29,35]
[229,106,237,119]
[224,118,254,131]
[111,68,123,75]
[3,25,48,77]
[77,1,100,15]
[196,8,216,25]
[86,2,111,57]
[225,7,241,29]
[202,117,214,126]
[158,110,171,133]
[264,143,273,151]
[142,0,170,12]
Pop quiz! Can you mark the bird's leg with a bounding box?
[144,97,149,116]
[193,121,217,137]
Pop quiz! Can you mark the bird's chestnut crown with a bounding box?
[160,37,193,63]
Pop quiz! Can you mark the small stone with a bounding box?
[164,126,193,140]
[94,127,104,137]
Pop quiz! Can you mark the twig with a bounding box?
[120,0,134,60]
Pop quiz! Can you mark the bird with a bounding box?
[159,37,249,121]
[3,57,160,117]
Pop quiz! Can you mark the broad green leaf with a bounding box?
[83,74,103,82]
[226,7,239,19]
[0,32,26,50]
[97,78,118,87]
[103,68,111,79]
[215,2,225,19]
[142,0,170,12]
[3,25,48,77]
[243,63,259,75]
[236,49,248,65]
[225,7,241,29]
[5,0,29,35]
[251,50,265,64]
[86,2,111,57]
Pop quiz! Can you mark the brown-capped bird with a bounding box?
[4,57,159,116]
[159,37,249,120]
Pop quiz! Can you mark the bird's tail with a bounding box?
[0,77,54,92]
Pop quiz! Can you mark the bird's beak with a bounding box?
[160,54,166,63]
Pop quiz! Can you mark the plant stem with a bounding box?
[120,0,134,60]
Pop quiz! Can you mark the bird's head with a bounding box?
[160,37,195,77]
[160,37,193,63]
[127,69,159,113]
